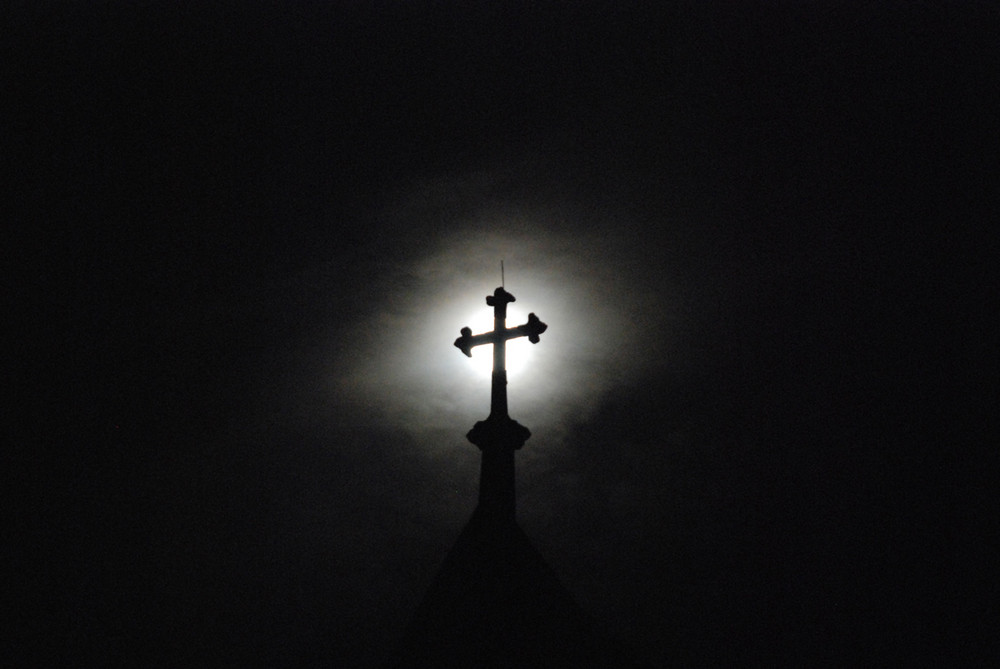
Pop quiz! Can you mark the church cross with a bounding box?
[454,287,547,419]
[453,286,547,522]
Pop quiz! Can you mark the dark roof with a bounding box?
[389,507,640,669]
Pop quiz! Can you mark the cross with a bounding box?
[454,286,547,522]
[454,287,547,420]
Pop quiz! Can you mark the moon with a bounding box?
[461,304,537,379]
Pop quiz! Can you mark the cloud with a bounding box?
[223,149,725,537]
[311,165,690,475]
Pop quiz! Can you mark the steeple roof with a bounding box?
[389,510,638,668]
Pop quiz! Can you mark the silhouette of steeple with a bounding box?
[456,286,543,523]
[389,287,638,668]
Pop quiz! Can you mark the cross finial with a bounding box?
[453,287,547,521]
[454,287,547,419]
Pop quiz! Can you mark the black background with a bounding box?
[9,2,997,666]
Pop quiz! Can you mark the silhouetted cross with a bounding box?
[454,287,547,419]
[454,286,547,521]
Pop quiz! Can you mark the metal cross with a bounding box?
[454,287,547,420]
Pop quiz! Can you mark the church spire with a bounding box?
[391,290,635,667]
[454,287,547,522]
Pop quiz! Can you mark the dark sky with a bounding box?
[10,1,997,666]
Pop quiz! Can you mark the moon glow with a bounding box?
[462,304,536,379]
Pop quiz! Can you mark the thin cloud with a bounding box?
[324,173,687,473]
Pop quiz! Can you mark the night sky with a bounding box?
[11,2,997,666]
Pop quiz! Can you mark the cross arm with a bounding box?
[454,327,493,358]
[453,313,548,357]
[509,312,548,343]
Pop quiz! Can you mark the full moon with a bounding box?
[462,304,537,379]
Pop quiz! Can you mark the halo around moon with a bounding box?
[324,215,682,460]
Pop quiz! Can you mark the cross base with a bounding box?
[466,416,531,451]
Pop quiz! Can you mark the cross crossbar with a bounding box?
[454,312,547,357]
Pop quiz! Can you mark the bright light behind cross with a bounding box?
[462,303,536,379]
[324,225,678,460]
